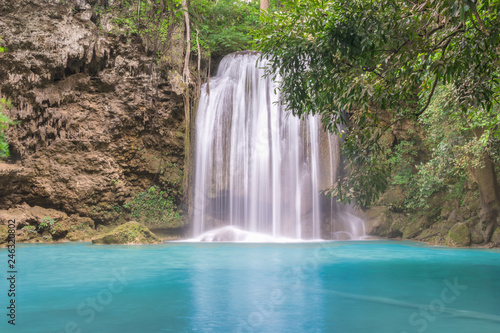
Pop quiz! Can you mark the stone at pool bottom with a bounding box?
[92,222,160,245]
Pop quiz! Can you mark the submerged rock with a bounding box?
[92,222,160,245]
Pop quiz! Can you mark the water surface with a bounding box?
[1,241,499,332]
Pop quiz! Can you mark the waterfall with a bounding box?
[191,51,364,240]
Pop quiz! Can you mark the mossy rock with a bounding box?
[418,227,438,241]
[425,235,445,246]
[446,222,471,247]
[402,215,429,239]
[378,187,406,209]
[362,206,391,235]
[471,223,486,244]
[92,222,161,245]
[491,227,500,246]
[387,214,406,238]
[0,225,9,245]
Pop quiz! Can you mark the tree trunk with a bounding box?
[471,128,500,242]
[472,153,500,242]
[260,0,269,11]
[181,0,190,85]
[181,0,192,220]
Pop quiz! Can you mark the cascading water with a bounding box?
[191,51,364,241]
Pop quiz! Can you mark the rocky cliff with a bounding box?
[361,180,500,248]
[0,0,189,243]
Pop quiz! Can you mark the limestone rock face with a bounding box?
[0,0,187,229]
[361,206,390,236]
[359,181,499,247]
[0,203,88,243]
[92,222,160,245]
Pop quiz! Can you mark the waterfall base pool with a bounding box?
[2,241,500,332]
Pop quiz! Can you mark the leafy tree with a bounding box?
[189,0,260,57]
[257,0,500,239]
[390,85,492,211]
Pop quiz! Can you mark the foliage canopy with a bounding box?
[257,0,500,207]
[190,0,261,57]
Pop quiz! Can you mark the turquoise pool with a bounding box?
[1,241,499,332]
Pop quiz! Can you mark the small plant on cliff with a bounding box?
[38,217,62,235]
[124,186,183,228]
[0,98,14,158]
[22,226,38,240]
[38,217,55,229]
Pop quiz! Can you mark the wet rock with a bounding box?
[92,221,160,244]
[361,206,390,235]
[446,222,471,247]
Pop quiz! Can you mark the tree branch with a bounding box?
[432,24,464,50]
[416,73,439,116]
[471,8,490,36]
[416,32,456,116]
[425,24,444,38]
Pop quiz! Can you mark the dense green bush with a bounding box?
[124,186,184,228]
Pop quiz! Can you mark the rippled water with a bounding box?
[2,241,500,332]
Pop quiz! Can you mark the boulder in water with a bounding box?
[446,222,471,247]
[92,222,160,245]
